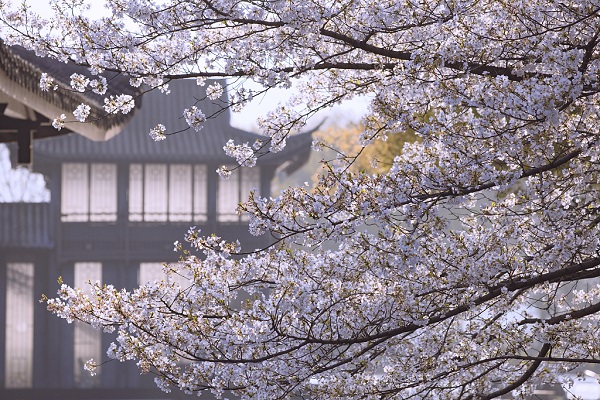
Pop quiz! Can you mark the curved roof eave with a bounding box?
[0,40,140,141]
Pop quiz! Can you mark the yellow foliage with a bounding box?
[315,122,419,174]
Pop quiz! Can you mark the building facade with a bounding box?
[0,59,311,398]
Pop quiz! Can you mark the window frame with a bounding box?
[73,262,102,388]
[61,163,118,222]
[4,262,35,388]
[128,163,208,223]
[217,165,260,223]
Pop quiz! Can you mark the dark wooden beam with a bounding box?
[0,113,72,143]
[17,128,32,164]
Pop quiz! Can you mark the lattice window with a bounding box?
[73,262,102,388]
[128,164,144,222]
[241,167,260,222]
[144,164,168,221]
[169,164,192,221]
[61,163,89,221]
[61,163,117,222]
[193,165,208,222]
[89,164,117,221]
[5,263,34,388]
[128,164,208,222]
[217,165,260,222]
[139,262,190,288]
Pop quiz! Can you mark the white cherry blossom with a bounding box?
[69,73,89,92]
[223,140,257,167]
[51,114,66,130]
[216,165,232,179]
[90,76,108,95]
[206,82,223,100]
[103,94,134,114]
[149,124,167,141]
[73,103,91,122]
[39,73,56,91]
[183,106,206,131]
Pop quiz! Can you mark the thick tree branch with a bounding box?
[479,343,552,400]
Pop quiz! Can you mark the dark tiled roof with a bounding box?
[33,79,312,166]
[0,203,53,248]
[0,41,140,133]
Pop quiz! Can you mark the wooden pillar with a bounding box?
[101,260,140,389]
[58,262,75,388]
[44,254,62,388]
[260,166,275,198]
[117,163,129,222]
[17,128,33,165]
[0,260,6,389]
[207,163,218,232]
[33,255,48,388]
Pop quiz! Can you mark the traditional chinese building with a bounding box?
[0,44,311,400]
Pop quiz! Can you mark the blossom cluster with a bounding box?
[70,73,89,92]
[183,106,206,131]
[103,94,135,114]
[90,76,108,95]
[206,81,223,100]
[39,73,57,91]
[52,113,66,130]
[223,140,257,167]
[149,124,167,141]
[73,103,91,122]
[216,165,232,179]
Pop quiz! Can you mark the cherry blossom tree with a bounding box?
[3,0,600,398]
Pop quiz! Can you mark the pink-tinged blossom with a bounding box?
[52,114,66,130]
[73,103,91,122]
[39,73,57,91]
[90,76,108,95]
[206,82,223,100]
[183,106,205,131]
[69,73,89,92]
[104,94,134,114]
[149,124,167,141]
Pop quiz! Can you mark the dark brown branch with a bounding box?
[271,257,600,346]
[518,300,600,326]
[479,343,551,399]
